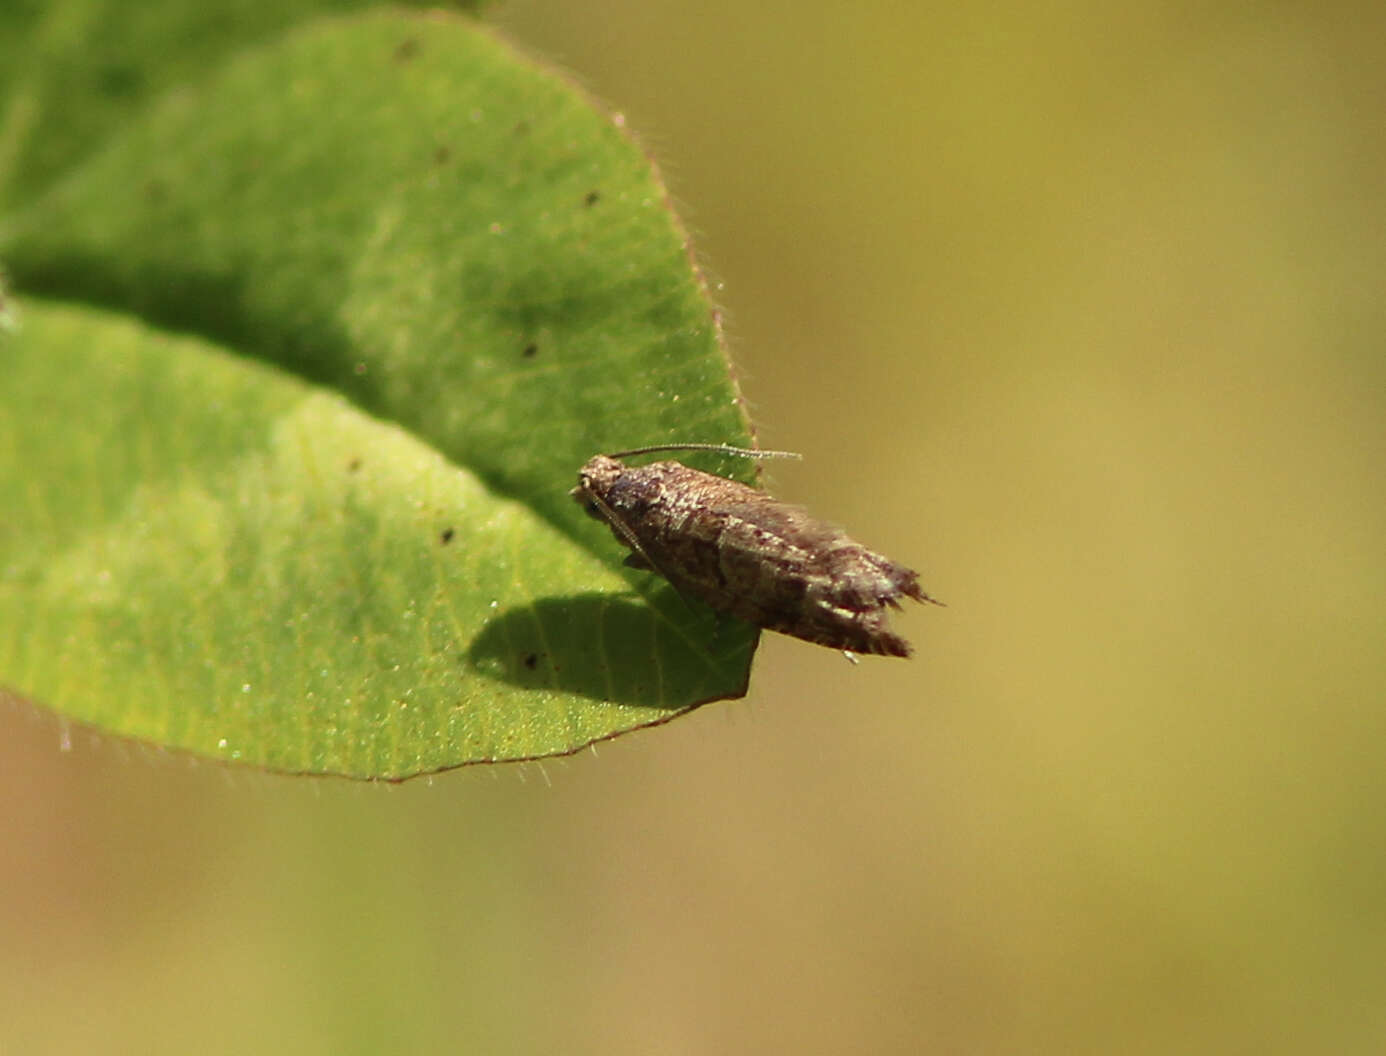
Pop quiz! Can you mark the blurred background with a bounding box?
[5,2,1386,1052]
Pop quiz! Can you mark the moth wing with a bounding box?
[715,495,925,609]
[709,495,844,558]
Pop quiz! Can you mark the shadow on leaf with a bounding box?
[466,592,756,706]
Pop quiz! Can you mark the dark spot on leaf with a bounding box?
[513,120,530,137]
[522,343,538,358]
[97,64,143,98]
[584,190,601,207]
[347,457,363,473]
[143,179,167,203]
[433,145,451,165]
[440,528,455,545]
[523,653,539,669]
[394,38,420,62]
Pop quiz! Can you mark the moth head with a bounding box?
[571,454,625,521]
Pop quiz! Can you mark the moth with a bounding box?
[573,443,940,657]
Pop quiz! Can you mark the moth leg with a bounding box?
[622,552,654,572]
[841,650,860,665]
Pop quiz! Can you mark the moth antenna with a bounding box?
[606,442,802,461]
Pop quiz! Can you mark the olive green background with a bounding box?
[5,3,1384,1052]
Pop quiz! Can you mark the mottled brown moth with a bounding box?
[573,443,940,657]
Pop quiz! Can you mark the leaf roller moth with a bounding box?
[573,444,941,657]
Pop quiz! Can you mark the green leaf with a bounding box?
[0,10,758,778]
[0,0,487,211]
